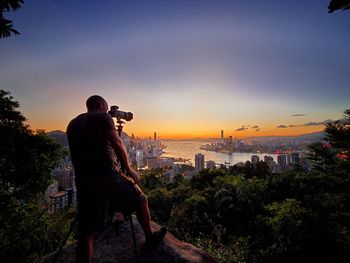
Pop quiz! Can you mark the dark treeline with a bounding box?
[142,110,350,263]
[0,90,76,262]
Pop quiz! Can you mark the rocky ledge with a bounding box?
[39,216,216,263]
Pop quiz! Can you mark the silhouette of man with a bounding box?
[67,95,166,263]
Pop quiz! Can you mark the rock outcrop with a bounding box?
[40,217,216,263]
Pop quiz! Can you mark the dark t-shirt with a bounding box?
[66,112,118,188]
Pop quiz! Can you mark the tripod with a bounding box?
[115,118,140,263]
[53,213,77,263]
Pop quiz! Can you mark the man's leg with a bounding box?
[135,197,152,236]
[132,189,167,245]
[76,190,95,263]
[76,233,94,263]
[76,189,106,263]
[107,175,166,244]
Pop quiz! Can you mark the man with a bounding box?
[67,95,166,263]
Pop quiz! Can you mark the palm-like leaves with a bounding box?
[0,0,23,39]
[328,0,350,13]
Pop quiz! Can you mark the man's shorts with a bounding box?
[76,173,147,235]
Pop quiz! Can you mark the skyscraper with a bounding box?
[195,153,205,173]
[277,154,287,172]
[291,152,300,164]
[221,130,224,143]
[264,155,276,173]
[136,149,144,169]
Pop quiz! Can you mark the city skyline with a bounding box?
[1,1,349,139]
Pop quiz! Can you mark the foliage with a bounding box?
[140,169,165,192]
[142,109,350,263]
[0,90,65,262]
[0,0,23,38]
[328,0,350,13]
[171,194,215,239]
[148,187,172,223]
[0,90,62,199]
[0,194,76,262]
[228,160,271,179]
[308,109,350,174]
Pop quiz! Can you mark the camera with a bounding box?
[108,105,133,121]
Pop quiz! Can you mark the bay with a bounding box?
[162,140,278,166]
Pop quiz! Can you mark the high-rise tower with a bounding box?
[195,153,205,173]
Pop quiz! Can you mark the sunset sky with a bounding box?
[1,1,349,139]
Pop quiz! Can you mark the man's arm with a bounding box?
[106,129,141,185]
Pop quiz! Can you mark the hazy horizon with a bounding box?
[47,128,324,141]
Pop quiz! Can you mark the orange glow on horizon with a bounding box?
[29,118,324,140]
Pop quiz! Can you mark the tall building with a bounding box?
[146,157,158,169]
[291,152,300,164]
[221,130,224,143]
[264,155,276,173]
[53,167,72,189]
[195,153,205,173]
[151,145,158,158]
[46,180,58,199]
[251,155,260,165]
[136,149,144,169]
[154,132,157,140]
[277,154,287,172]
[49,191,68,213]
[227,136,234,153]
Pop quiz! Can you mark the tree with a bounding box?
[170,195,214,239]
[140,170,165,192]
[0,0,23,38]
[148,188,172,224]
[0,90,63,262]
[0,90,62,199]
[125,110,350,262]
[307,109,350,173]
[324,109,350,158]
[328,0,350,13]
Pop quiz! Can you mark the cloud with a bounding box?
[291,114,306,117]
[235,126,248,131]
[302,121,322,126]
[235,124,260,132]
[276,125,288,128]
[275,119,333,129]
[302,119,333,126]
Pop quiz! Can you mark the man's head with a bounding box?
[86,95,108,113]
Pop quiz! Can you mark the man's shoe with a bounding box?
[145,227,167,248]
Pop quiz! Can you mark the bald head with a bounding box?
[86,95,108,113]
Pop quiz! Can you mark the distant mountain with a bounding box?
[243,131,325,145]
[47,130,68,147]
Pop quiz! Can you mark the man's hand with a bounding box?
[127,168,141,185]
[107,129,141,184]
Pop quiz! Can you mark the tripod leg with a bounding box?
[53,215,78,263]
[129,216,140,263]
